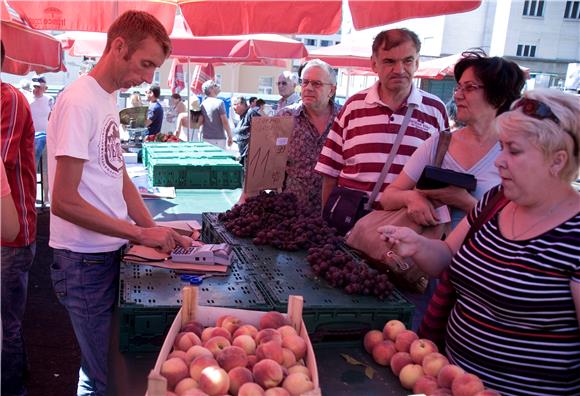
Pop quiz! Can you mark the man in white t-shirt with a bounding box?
[29,76,53,167]
[46,11,189,396]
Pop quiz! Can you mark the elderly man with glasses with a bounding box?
[276,71,300,111]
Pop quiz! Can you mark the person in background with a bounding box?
[277,59,341,213]
[248,96,258,109]
[175,97,204,142]
[255,98,268,116]
[380,51,526,229]
[276,70,299,111]
[380,88,580,396]
[145,84,163,137]
[166,93,186,124]
[315,28,449,209]
[200,80,233,149]
[46,11,191,396]
[129,91,143,107]
[0,40,37,396]
[0,159,19,242]
[19,79,32,101]
[232,96,261,167]
[29,76,54,168]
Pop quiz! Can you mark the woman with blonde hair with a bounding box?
[380,88,580,395]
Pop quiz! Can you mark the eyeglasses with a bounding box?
[299,79,333,89]
[277,81,288,86]
[453,83,484,94]
[513,98,578,157]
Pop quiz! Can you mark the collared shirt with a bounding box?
[279,101,341,213]
[1,82,37,247]
[234,107,261,164]
[277,92,300,111]
[315,81,448,204]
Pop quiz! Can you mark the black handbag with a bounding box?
[322,187,370,235]
[417,166,477,192]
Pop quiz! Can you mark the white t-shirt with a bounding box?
[47,75,128,253]
[29,94,52,133]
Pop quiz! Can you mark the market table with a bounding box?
[110,187,410,395]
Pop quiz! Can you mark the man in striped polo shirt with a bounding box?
[316,29,448,208]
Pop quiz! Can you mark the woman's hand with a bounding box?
[406,191,439,226]
[378,225,422,258]
[419,186,477,212]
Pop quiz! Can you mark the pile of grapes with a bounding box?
[218,191,394,299]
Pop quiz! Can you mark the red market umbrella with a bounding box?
[189,63,214,95]
[167,58,185,94]
[305,39,372,69]
[1,1,65,75]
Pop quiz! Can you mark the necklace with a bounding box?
[510,204,556,240]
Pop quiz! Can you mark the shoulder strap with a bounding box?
[464,189,509,242]
[365,103,417,210]
[433,129,451,167]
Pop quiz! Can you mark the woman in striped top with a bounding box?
[379,88,580,395]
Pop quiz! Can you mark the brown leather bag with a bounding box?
[345,131,452,293]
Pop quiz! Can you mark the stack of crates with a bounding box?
[143,142,242,189]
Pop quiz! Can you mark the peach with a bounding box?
[246,354,258,370]
[256,340,285,364]
[255,328,282,346]
[437,364,465,389]
[233,334,257,355]
[259,311,289,330]
[217,315,241,334]
[390,351,413,376]
[189,355,219,381]
[238,382,265,396]
[287,364,310,378]
[204,326,232,342]
[201,327,217,342]
[363,330,384,354]
[174,332,202,352]
[383,320,406,341]
[168,350,189,364]
[452,373,485,396]
[371,340,397,366]
[161,357,189,389]
[233,324,259,339]
[186,345,213,363]
[399,363,424,390]
[264,387,291,396]
[474,390,502,396]
[277,325,298,338]
[282,335,307,361]
[199,366,230,396]
[282,372,314,396]
[422,352,449,377]
[413,375,439,395]
[228,366,254,396]
[430,388,453,396]
[217,346,248,372]
[253,358,284,389]
[174,377,199,395]
[409,338,438,364]
[394,330,419,352]
[182,320,205,338]
[203,336,231,357]
[180,389,209,396]
[281,348,297,368]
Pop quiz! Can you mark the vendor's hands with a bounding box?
[406,191,439,226]
[135,226,193,253]
[418,186,476,212]
[378,225,421,258]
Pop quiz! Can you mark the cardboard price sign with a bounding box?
[244,116,293,194]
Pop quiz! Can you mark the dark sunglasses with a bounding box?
[513,98,578,157]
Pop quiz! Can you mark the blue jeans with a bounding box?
[1,244,36,396]
[34,132,46,169]
[51,248,122,396]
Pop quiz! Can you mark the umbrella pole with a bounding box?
[187,58,191,138]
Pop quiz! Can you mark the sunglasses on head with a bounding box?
[513,98,578,157]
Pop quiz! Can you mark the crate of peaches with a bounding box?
[147,286,320,396]
[363,320,500,396]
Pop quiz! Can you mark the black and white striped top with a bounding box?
[446,186,580,396]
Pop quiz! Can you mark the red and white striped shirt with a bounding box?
[1,82,37,247]
[315,82,448,203]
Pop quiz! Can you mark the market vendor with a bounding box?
[278,59,341,213]
[46,11,191,396]
[380,88,580,396]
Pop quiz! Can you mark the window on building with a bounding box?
[304,38,316,46]
[320,40,332,47]
[564,1,580,19]
[215,74,222,86]
[258,76,273,95]
[523,0,545,16]
[517,44,537,57]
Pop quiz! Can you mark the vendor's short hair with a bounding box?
[202,80,219,96]
[233,96,247,106]
[105,10,171,59]
[496,89,580,182]
[278,71,298,85]
[372,28,421,55]
[301,59,337,85]
[454,49,525,115]
[148,85,160,98]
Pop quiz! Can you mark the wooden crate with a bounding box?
[147,286,321,396]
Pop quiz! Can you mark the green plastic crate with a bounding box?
[142,142,234,166]
[148,158,242,189]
